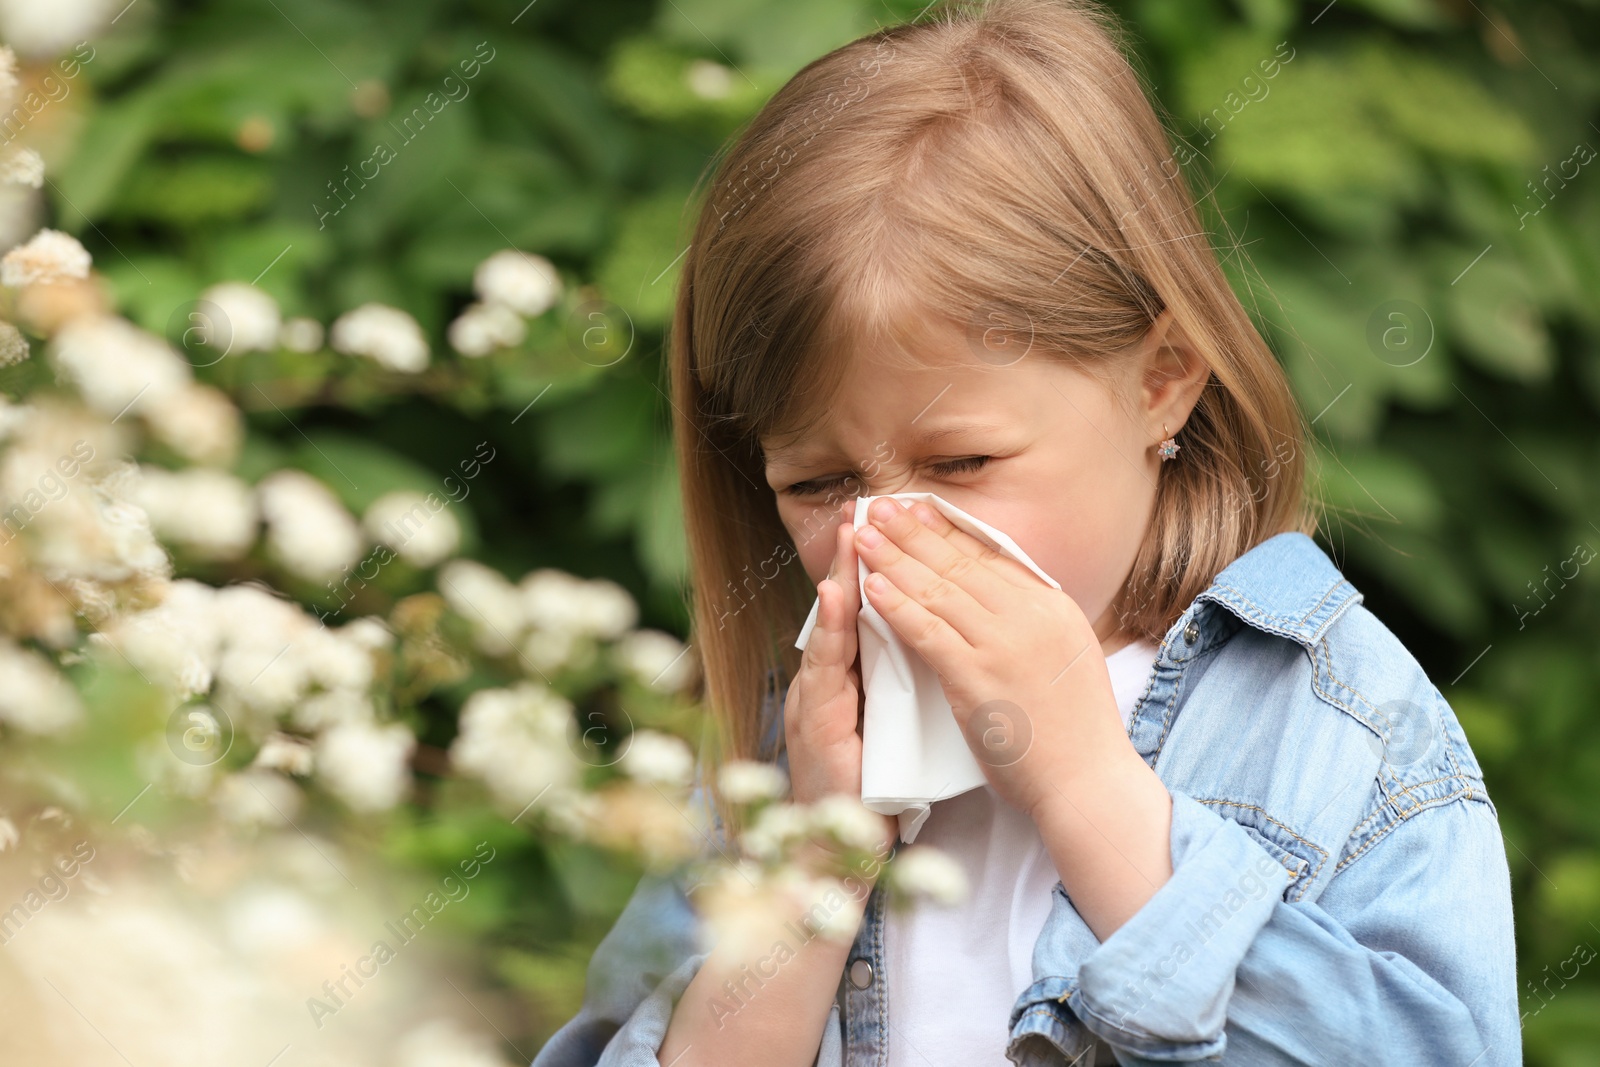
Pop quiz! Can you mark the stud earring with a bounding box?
[1157,423,1180,461]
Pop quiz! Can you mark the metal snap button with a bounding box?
[848,958,873,990]
[1182,621,1200,645]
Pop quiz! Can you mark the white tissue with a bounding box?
[794,493,1061,843]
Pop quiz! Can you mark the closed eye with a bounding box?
[780,456,991,497]
[931,455,990,477]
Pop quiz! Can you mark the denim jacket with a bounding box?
[532,531,1521,1066]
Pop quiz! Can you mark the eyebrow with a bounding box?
[764,421,1008,466]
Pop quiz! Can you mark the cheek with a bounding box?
[775,498,848,585]
[1024,492,1152,617]
[800,541,833,585]
[991,502,1140,621]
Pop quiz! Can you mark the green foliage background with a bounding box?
[36,0,1600,1060]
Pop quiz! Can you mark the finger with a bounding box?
[856,501,994,640]
[902,499,1049,592]
[798,580,849,694]
[834,517,862,619]
[860,568,970,666]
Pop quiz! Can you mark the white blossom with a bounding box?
[364,489,460,568]
[0,1,114,58]
[291,688,374,732]
[718,759,787,805]
[51,314,190,418]
[144,383,242,466]
[0,639,84,734]
[134,465,258,559]
[612,628,693,692]
[473,250,561,317]
[297,624,375,692]
[1,228,91,287]
[316,719,414,812]
[112,582,216,695]
[198,281,281,353]
[339,616,393,652]
[774,870,860,940]
[223,884,325,958]
[278,316,324,352]
[213,607,373,717]
[619,729,694,788]
[686,60,735,100]
[889,845,968,905]
[252,732,314,776]
[28,462,171,585]
[0,147,42,188]
[520,626,590,675]
[739,801,810,861]
[330,302,429,373]
[439,559,525,656]
[809,794,887,851]
[214,769,301,827]
[519,568,637,640]
[0,320,28,365]
[450,681,581,811]
[396,1017,512,1067]
[447,300,526,357]
[0,815,17,851]
[93,602,213,698]
[256,469,364,581]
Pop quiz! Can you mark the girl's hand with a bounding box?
[851,497,1134,822]
[784,502,897,847]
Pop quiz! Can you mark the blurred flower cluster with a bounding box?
[0,31,964,1065]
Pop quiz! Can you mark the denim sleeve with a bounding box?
[1018,789,1519,1066]
[531,770,720,1067]
[530,868,708,1067]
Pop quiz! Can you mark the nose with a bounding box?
[854,459,919,498]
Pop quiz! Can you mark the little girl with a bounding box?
[535,0,1520,1064]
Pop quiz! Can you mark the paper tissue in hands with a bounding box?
[794,493,1062,843]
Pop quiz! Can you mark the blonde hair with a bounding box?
[668,0,1315,819]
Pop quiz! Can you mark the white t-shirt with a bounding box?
[883,637,1161,1067]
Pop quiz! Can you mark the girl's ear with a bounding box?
[1135,308,1210,439]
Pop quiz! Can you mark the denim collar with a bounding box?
[1190,531,1361,649]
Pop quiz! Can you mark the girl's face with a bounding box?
[760,311,1204,649]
